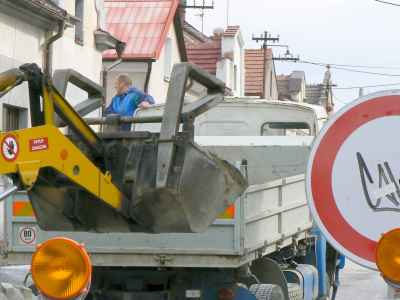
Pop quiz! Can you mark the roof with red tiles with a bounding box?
[224,25,240,37]
[186,39,221,75]
[245,48,273,96]
[103,0,182,60]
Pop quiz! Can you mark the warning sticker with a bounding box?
[29,137,48,152]
[18,226,37,245]
[13,201,35,218]
[1,135,19,161]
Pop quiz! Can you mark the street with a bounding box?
[336,261,388,300]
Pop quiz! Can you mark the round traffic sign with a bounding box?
[18,226,37,245]
[307,90,400,269]
[1,135,19,161]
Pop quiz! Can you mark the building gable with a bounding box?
[103,0,186,61]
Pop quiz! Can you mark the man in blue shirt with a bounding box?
[105,74,155,131]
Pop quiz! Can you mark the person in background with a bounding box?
[105,74,155,131]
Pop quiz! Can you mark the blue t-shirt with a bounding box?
[105,87,155,130]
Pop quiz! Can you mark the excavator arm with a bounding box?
[0,63,247,233]
[0,64,123,210]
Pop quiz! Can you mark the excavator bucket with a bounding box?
[0,63,247,233]
[102,136,247,233]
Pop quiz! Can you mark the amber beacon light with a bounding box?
[376,228,400,285]
[31,237,92,300]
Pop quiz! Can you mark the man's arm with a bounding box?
[133,88,155,106]
[104,100,115,115]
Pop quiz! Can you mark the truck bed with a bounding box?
[0,137,312,269]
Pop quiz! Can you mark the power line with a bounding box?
[298,60,400,70]
[330,66,400,77]
[333,82,400,90]
[374,0,400,7]
[299,60,400,77]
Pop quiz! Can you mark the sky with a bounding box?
[186,0,400,108]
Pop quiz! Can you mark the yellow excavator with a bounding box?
[0,62,247,235]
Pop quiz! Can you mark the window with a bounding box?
[2,105,27,131]
[75,0,84,45]
[164,38,173,81]
[261,122,311,136]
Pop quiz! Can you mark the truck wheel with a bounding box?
[249,284,284,300]
[287,283,302,300]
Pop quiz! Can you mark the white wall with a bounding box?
[264,59,278,100]
[218,32,244,97]
[148,24,182,103]
[0,11,45,129]
[53,0,103,110]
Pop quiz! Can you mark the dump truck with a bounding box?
[0,63,340,300]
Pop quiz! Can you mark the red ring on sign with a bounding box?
[1,134,19,162]
[311,95,400,263]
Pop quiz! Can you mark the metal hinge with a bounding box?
[154,254,173,266]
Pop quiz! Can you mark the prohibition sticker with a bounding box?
[1,135,19,161]
[306,90,400,270]
[29,137,48,152]
[18,226,37,245]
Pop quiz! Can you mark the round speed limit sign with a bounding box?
[18,226,37,245]
[307,90,400,269]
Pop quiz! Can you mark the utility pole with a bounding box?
[252,31,280,98]
[226,0,230,27]
[183,0,214,33]
[323,65,334,116]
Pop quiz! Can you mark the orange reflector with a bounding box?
[376,228,400,285]
[13,201,35,217]
[218,204,235,219]
[31,237,92,300]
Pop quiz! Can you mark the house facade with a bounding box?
[277,71,306,102]
[0,0,116,129]
[103,0,187,104]
[185,26,245,97]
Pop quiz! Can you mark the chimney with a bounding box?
[212,27,224,40]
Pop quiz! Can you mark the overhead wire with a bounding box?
[300,60,400,70]
[373,0,400,6]
[333,82,400,90]
[298,60,400,77]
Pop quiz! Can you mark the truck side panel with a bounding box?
[1,174,311,268]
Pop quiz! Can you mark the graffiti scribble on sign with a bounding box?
[357,152,400,212]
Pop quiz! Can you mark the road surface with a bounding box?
[336,260,390,300]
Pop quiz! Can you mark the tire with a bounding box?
[287,283,302,300]
[249,284,285,300]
